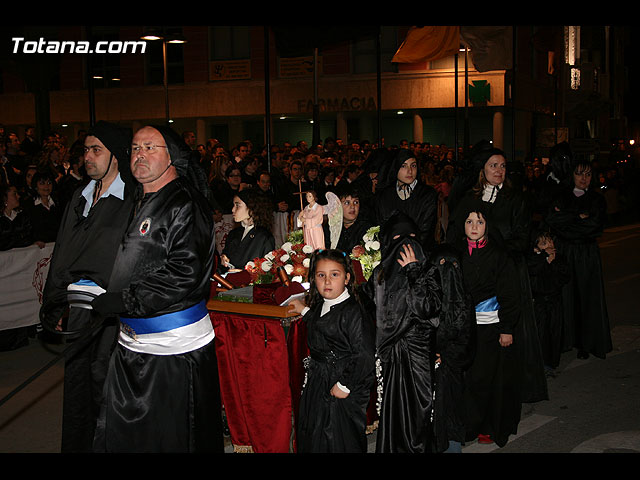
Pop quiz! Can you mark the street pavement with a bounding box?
[2,223,639,454]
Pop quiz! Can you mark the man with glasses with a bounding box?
[40,121,135,453]
[91,125,223,453]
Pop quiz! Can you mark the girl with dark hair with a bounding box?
[447,145,548,405]
[374,149,439,251]
[288,249,375,453]
[219,187,275,271]
[458,205,522,448]
[24,170,61,243]
[361,211,442,453]
[543,159,612,359]
[0,183,37,250]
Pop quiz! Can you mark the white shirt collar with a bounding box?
[396,179,417,200]
[321,288,350,316]
[482,182,503,203]
[34,197,55,209]
[241,222,254,239]
[3,209,18,221]
[81,173,125,217]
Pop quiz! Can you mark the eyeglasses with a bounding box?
[132,144,168,154]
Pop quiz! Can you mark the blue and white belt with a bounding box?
[118,300,214,356]
[120,300,208,336]
[475,296,500,324]
[67,279,106,310]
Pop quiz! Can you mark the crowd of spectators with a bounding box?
[2,123,639,254]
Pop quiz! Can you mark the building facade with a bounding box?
[0,25,626,162]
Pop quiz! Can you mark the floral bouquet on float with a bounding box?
[244,229,314,285]
[350,225,381,281]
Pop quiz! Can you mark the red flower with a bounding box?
[352,245,365,258]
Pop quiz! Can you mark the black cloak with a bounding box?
[447,176,548,404]
[375,149,438,252]
[362,211,442,453]
[542,185,612,358]
[429,244,476,452]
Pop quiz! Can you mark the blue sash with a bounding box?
[120,300,208,335]
[475,296,500,312]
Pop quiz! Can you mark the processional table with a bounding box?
[207,298,308,453]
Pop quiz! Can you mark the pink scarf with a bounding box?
[467,237,487,256]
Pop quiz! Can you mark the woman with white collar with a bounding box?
[447,144,548,405]
[0,183,40,250]
[24,170,61,244]
[219,187,275,272]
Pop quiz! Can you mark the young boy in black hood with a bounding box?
[526,230,571,375]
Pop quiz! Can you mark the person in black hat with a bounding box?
[40,120,136,453]
[91,125,223,453]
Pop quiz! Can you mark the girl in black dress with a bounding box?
[219,187,275,271]
[459,205,522,448]
[289,249,375,453]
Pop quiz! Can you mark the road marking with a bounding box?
[571,431,640,452]
[599,233,640,248]
[462,414,556,453]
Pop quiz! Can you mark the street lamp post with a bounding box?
[140,28,186,126]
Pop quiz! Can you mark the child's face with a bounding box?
[314,259,350,300]
[464,212,486,241]
[536,236,554,252]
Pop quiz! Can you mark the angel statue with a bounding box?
[297,190,342,251]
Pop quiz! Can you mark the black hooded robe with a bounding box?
[543,187,612,358]
[296,295,376,453]
[362,212,442,453]
[375,149,438,252]
[92,127,223,453]
[40,121,135,453]
[461,232,522,448]
[429,245,476,453]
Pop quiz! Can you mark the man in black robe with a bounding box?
[91,125,223,453]
[40,121,135,453]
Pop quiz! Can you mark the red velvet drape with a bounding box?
[212,312,294,453]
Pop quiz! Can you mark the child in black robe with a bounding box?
[527,230,571,374]
[288,249,375,453]
[430,244,476,453]
[458,204,522,448]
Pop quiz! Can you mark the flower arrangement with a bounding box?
[244,229,314,285]
[350,225,381,281]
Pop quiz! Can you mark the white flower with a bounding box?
[284,264,294,275]
[363,233,372,242]
[265,251,275,261]
[370,240,380,250]
[261,260,273,272]
[246,261,255,269]
[302,258,310,268]
[365,241,373,250]
[302,244,313,254]
[281,242,293,252]
[292,275,303,283]
[280,254,290,263]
